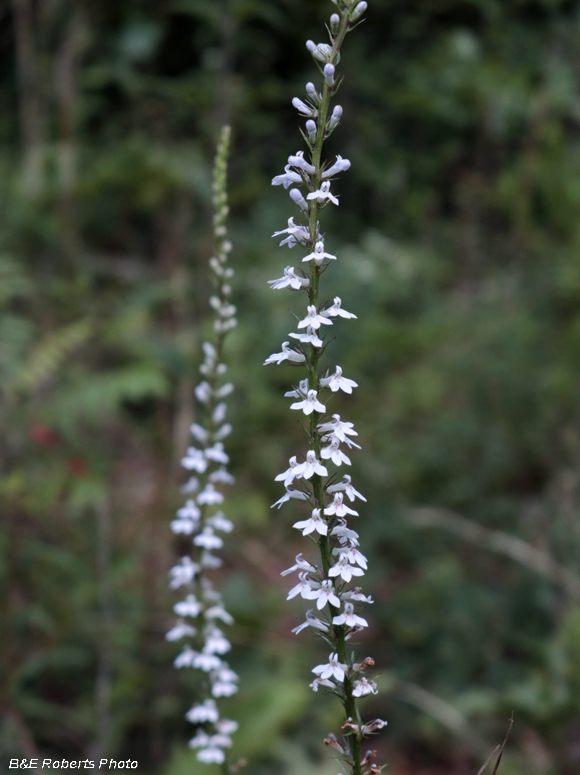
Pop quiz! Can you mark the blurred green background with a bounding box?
[2,0,580,773]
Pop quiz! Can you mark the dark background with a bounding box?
[2,0,580,773]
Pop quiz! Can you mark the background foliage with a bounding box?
[2,0,580,773]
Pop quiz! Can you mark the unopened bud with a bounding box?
[328,104,343,130]
[289,188,309,211]
[324,63,335,87]
[351,1,367,21]
[306,120,317,143]
[306,82,319,101]
[330,13,340,33]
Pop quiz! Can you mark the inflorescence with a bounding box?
[167,126,238,766]
[265,3,386,774]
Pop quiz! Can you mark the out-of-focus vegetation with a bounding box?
[2,0,580,773]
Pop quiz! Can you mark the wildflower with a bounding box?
[181,447,208,473]
[328,104,342,130]
[194,527,224,551]
[166,620,197,641]
[275,456,300,487]
[320,365,358,394]
[169,557,199,589]
[292,451,328,480]
[288,151,316,174]
[289,188,309,210]
[271,485,310,509]
[205,604,234,625]
[324,492,359,517]
[209,467,235,484]
[307,180,339,205]
[306,40,333,62]
[318,414,358,440]
[205,443,229,464]
[272,164,303,188]
[322,156,351,179]
[292,609,330,634]
[352,678,378,697]
[204,628,232,655]
[312,652,347,682]
[264,342,306,365]
[329,553,365,583]
[289,327,324,348]
[310,677,335,692]
[174,646,197,668]
[321,296,357,319]
[302,241,337,264]
[298,305,334,331]
[197,748,225,765]
[328,473,367,502]
[268,265,310,290]
[332,602,368,628]
[304,578,341,609]
[197,484,224,505]
[281,553,317,576]
[290,388,326,415]
[287,571,318,600]
[321,439,352,467]
[324,63,335,86]
[174,594,202,617]
[193,652,223,672]
[293,508,328,536]
[207,512,234,532]
[292,97,318,117]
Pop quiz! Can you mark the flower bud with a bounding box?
[324,63,335,87]
[292,97,317,117]
[351,1,367,21]
[330,13,340,33]
[306,82,319,101]
[328,104,342,130]
[306,120,317,143]
[289,188,309,211]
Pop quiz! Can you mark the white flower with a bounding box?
[342,588,374,604]
[181,476,199,494]
[329,554,365,583]
[292,609,330,634]
[271,485,309,509]
[275,456,300,487]
[195,381,212,403]
[281,553,317,576]
[213,402,227,424]
[197,484,224,505]
[332,602,368,628]
[292,97,317,117]
[318,415,358,441]
[328,473,366,502]
[307,181,339,205]
[351,1,368,22]
[293,507,328,536]
[272,218,311,248]
[174,594,202,617]
[312,652,347,682]
[334,542,368,570]
[321,296,357,319]
[217,382,234,398]
[287,571,318,600]
[290,388,325,415]
[352,678,378,697]
[324,492,358,517]
[207,512,234,532]
[194,527,224,550]
[285,378,309,398]
[181,447,207,473]
[166,619,197,641]
[264,342,306,365]
[193,652,223,672]
[176,500,201,521]
[188,731,211,749]
[190,423,209,442]
[169,557,199,589]
[268,265,310,290]
[321,439,352,467]
[170,517,196,535]
[330,518,360,541]
[310,677,335,692]
[209,467,235,484]
[322,156,351,179]
[204,628,231,655]
[205,442,229,464]
[304,578,341,609]
[272,164,303,188]
[196,748,225,765]
[205,604,234,624]
[298,305,334,331]
[212,681,238,698]
[302,240,337,264]
[288,151,316,175]
[216,719,238,735]
[174,646,197,668]
[214,423,232,441]
[289,326,324,348]
[201,551,223,569]
[292,450,328,480]
[306,119,317,142]
[320,365,358,394]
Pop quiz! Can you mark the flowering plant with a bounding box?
[167,126,239,766]
[265,2,387,774]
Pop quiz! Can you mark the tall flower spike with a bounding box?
[265,4,385,775]
[169,126,238,766]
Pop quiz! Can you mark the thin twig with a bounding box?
[476,713,514,775]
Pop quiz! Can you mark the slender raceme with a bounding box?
[265,3,386,774]
[168,126,238,767]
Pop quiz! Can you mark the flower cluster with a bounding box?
[167,126,238,766]
[265,3,386,774]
